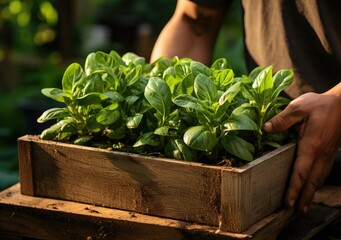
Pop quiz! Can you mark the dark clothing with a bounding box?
[189,0,231,9]
[190,0,341,99]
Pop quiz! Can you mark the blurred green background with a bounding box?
[0,0,245,190]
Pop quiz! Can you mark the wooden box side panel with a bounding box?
[220,170,251,233]
[18,136,34,196]
[220,143,296,232]
[18,135,222,226]
[246,143,296,225]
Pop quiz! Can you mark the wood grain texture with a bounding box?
[17,137,34,196]
[0,184,250,240]
[18,135,222,226]
[17,135,296,233]
[220,143,296,232]
[2,184,339,240]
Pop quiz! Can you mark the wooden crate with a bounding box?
[17,135,296,233]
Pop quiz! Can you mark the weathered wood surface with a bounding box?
[18,135,222,227]
[1,184,340,240]
[17,135,296,232]
[220,144,296,232]
[0,184,293,240]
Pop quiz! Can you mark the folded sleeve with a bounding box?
[189,0,232,9]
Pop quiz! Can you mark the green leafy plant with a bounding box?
[37,50,294,165]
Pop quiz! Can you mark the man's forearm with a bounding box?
[150,0,226,64]
[324,81,341,98]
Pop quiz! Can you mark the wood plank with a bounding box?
[0,184,249,240]
[1,184,339,240]
[18,135,222,226]
[220,169,251,232]
[220,143,296,232]
[243,143,295,227]
[17,137,34,196]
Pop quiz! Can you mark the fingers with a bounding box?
[285,138,315,210]
[263,92,341,213]
[285,138,336,213]
[263,98,306,134]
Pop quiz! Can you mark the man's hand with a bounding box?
[263,92,341,213]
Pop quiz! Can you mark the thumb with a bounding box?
[263,106,303,134]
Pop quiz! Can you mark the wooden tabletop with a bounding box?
[0,183,340,240]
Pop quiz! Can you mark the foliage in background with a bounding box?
[0,0,59,55]
[93,0,176,34]
[38,50,293,165]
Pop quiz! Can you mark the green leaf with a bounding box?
[174,62,190,78]
[126,77,148,96]
[271,69,294,100]
[86,115,104,132]
[125,65,142,86]
[95,51,117,68]
[150,58,172,76]
[183,125,217,151]
[122,52,145,66]
[105,102,120,110]
[263,141,282,148]
[252,66,273,93]
[144,77,172,118]
[104,91,125,102]
[241,84,262,107]
[173,94,202,110]
[219,82,241,105]
[106,125,126,140]
[41,88,70,103]
[221,135,255,161]
[194,74,217,102]
[190,61,211,76]
[196,107,215,125]
[58,120,77,140]
[217,69,234,90]
[232,104,257,120]
[37,108,69,123]
[84,52,97,75]
[110,50,126,66]
[133,132,159,147]
[211,58,229,70]
[40,123,61,140]
[222,114,259,131]
[96,109,120,125]
[154,126,171,136]
[83,73,104,94]
[124,95,141,114]
[74,136,93,145]
[165,138,197,161]
[249,66,266,82]
[165,74,182,94]
[162,66,175,78]
[62,63,85,95]
[126,113,143,129]
[75,92,108,106]
[174,73,195,95]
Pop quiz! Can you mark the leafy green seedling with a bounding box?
[38,51,294,165]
